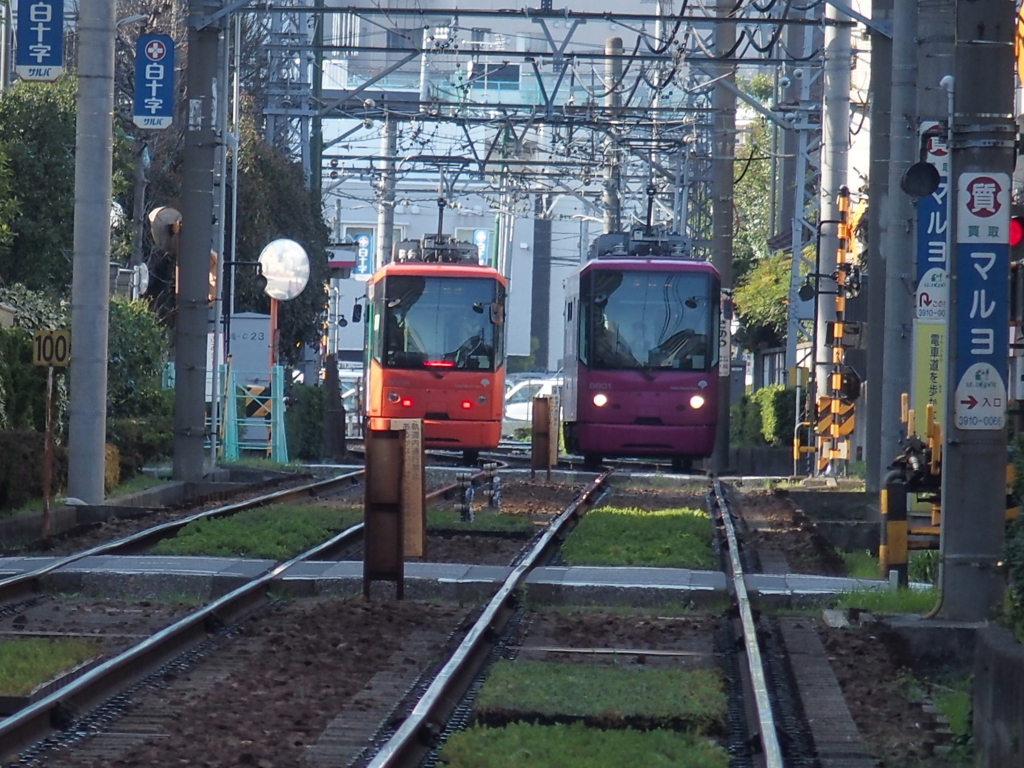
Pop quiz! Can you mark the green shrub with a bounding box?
[729,394,764,447]
[0,326,49,431]
[749,384,796,446]
[285,383,326,461]
[106,388,174,479]
[106,297,170,420]
[104,443,120,494]
[0,429,67,513]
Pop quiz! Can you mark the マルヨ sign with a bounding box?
[133,35,175,130]
[15,0,64,81]
[954,172,1009,431]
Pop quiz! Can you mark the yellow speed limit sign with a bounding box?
[32,330,71,367]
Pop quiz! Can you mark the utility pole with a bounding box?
[879,0,918,484]
[710,0,735,475]
[940,0,1014,621]
[816,6,851,399]
[68,0,116,504]
[376,114,396,269]
[174,1,222,481]
[602,36,622,234]
[909,0,955,466]
[864,0,893,493]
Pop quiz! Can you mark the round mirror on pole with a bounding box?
[258,238,310,301]
[258,239,310,369]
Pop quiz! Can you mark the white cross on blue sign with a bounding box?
[133,35,175,130]
[15,0,64,81]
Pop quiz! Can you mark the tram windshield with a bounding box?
[375,275,502,371]
[580,269,719,372]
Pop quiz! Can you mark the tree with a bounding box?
[0,79,78,293]
[733,250,791,349]
[107,297,170,419]
[232,101,329,367]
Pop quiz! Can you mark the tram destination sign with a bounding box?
[954,172,1009,431]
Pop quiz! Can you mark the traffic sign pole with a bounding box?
[940,0,1015,622]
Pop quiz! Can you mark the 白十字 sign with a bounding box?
[133,35,175,130]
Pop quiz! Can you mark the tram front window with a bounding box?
[582,269,718,372]
[381,275,500,371]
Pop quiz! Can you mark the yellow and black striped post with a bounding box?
[879,471,909,587]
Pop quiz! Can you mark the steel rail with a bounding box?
[365,469,613,768]
[0,521,365,762]
[0,469,366,605]
[711,477,784,767]
[0,458,517,759]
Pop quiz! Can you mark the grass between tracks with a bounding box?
[150,503,540,559]
[0,637,98,696]
[440,723,727,768]
[441,660,728,768]
[562,506,714,569]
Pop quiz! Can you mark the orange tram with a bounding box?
[363,234,506,464]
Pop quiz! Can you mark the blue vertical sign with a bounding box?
[473,228,491,266]
[954,172,1009,431]
[133,35,175,130]
[353,233,374,281]
[15,0,64,81]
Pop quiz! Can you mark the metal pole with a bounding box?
[229,15,241,321]
[376,115,396,268]
[710,0,735,475]
[602,36,622,234]
[864,0,893,493]
[174,1,222,481]
[940,0,1014,621]
[210,17,232,469]
[68,0,116,504]
[816,5,851,399]
[879,0,918,482]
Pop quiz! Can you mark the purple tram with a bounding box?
[561,228,721,471]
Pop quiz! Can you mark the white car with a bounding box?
[503,377,562,436]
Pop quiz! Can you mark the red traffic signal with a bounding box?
[1011,216,1024,248]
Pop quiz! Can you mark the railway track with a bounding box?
[0,467,606,764]
[0,469,939,767]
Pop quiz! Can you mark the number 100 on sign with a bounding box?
[33,330,70,367]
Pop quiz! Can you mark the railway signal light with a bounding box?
[1011,206,1024,324]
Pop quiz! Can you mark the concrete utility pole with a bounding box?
[911,0,955,454]
[878,0,918,484]
[602,36,622,234]
[710,0,735,474]
[174,1,222,481]
[376,115,396,268]
[815,6,851,400]
[68,0,116,504]
[940,0,1015,621]
[864,0,893,494]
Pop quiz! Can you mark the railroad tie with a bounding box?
[777,616,879,768]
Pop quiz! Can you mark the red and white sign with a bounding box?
[958,173,1010,243]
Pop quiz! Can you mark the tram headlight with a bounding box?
[593,393,609,407]
[689,394,706,409]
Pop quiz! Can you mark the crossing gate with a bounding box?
[221,365,288,462]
